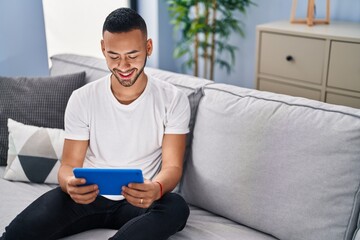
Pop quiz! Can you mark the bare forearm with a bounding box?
[153,166,183,196]
[58,139,88,193]
[156,134,187,197]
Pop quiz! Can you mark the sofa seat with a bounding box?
[0,167,276,240]
[170,206,277,240]
[0,167,57,232]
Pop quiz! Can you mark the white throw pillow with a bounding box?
[4,118,64,184]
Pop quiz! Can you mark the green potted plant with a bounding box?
[166,0,255,80]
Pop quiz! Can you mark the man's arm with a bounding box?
[58,139,99,204]
[153,133,187,193]
[122,133,186,208]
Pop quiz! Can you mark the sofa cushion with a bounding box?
[169,205,277,240]
[4,119,64,184]
[0,167,57,234]
[181,83,360,240]
[0,72,86,166]
[144,67,212,95]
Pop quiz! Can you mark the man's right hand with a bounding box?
[65,176,99,204]
[58,139,94,204]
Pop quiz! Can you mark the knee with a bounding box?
[161,193,190,223]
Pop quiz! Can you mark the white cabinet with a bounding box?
[255,21,360,108]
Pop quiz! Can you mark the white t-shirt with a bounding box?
[64,74,190,197]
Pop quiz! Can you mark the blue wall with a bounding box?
[138,1,178,72]
[154,0,360,89]
[0,0,49,77]
[0,0,358,83]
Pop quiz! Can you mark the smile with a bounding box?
[117,69,135,79]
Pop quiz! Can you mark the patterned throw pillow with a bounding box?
[0,71,85,166]
[4,119,64,184]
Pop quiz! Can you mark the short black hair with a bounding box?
[102,8,147,38]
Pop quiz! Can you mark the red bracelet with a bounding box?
[155,181,163,197]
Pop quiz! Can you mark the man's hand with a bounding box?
[59,139,94,204]
[121,179,161,208]
[65,176,99,204]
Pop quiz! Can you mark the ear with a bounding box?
[146,39,153,56]
[101,40,106,57]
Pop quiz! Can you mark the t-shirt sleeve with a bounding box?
[64,91,90,140]
[164,90,190,134]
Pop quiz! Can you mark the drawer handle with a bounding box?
[286,55,294,62]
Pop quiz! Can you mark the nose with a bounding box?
[117,59,130,70]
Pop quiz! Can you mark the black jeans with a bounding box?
[1,187,189,240]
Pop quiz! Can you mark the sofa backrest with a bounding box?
[180,83,360,240]
[50,53,212,91]
[50,54,109,83]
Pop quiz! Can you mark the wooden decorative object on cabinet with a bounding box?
[290,0,330,26]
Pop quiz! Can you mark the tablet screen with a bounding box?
[73,168,144,195]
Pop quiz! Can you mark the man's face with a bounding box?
[101,29,152,87]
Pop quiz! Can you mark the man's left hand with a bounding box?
[122,179,161,208]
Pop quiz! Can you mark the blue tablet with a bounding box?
[73,168,144,195]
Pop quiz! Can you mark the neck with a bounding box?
[110,74,148,105]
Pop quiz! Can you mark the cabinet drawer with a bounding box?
[326,93,360,108]
[258,79,321,100]
[327,41,360,91]
[259,33,325,84]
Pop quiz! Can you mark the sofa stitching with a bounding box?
[203,86,360,119]
[170,82,211,91]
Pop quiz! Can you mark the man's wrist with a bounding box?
[155,181,163,199]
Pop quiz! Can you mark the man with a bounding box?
[1,8,190,240]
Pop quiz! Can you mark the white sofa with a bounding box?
[1,54,360,240]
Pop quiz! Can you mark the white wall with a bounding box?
[43,0,129,62]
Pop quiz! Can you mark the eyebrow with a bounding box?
[107,50,140,55]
